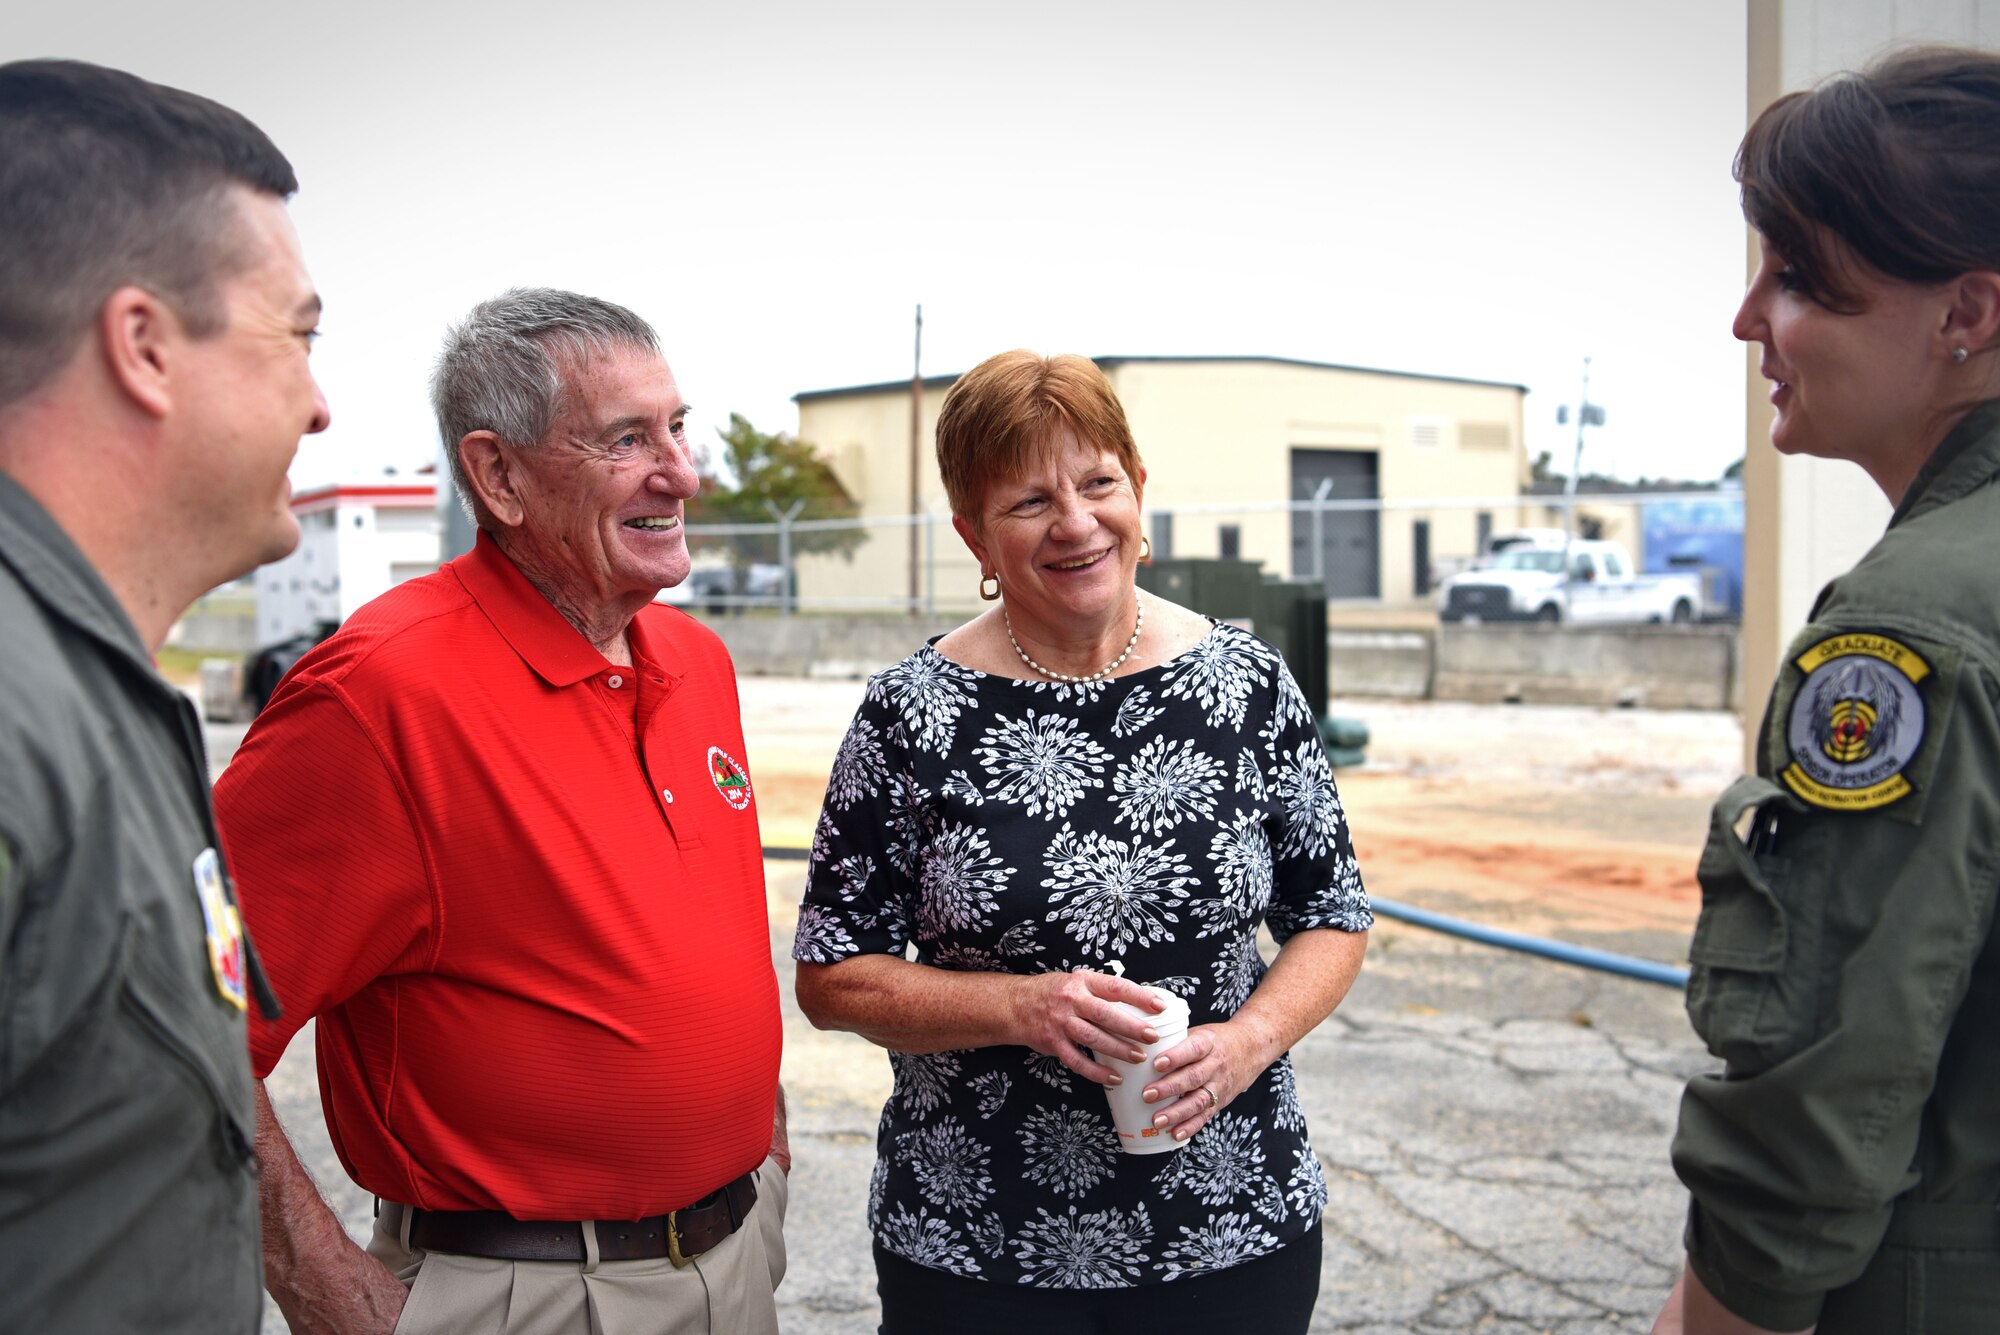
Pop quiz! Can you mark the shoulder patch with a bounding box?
[1780,632,1929,811]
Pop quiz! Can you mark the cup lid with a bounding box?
[1146,988,1190,1026]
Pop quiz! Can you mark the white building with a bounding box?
[255,481,441,644]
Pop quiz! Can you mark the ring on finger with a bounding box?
[1201,1084,1217,1110]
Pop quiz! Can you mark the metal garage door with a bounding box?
[1290,448,1379,599]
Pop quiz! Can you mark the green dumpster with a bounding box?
[1137,557,1367,766]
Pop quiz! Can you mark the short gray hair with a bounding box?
[431,287,660,525]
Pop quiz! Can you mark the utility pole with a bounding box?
[909,304,922,616]
[1563,356,1593,552]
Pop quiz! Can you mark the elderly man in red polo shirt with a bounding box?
[215,288,788,1335]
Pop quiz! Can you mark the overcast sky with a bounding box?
[14,0,1755,490]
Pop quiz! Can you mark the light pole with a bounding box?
[1554,357,1606,621]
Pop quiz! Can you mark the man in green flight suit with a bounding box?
[0,60,329,1331]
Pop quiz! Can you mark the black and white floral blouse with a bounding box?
[792,621,1371,1288]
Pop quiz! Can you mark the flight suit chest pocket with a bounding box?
[120,970,257,1176]
[1686,775,1828,1072]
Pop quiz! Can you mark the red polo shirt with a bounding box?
[217,534,780,1219]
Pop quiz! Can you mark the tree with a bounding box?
[1722,456,1745,481]
[685,414,867,570]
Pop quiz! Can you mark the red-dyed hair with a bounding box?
[934,351,1143,520]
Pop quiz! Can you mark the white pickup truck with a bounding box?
[1437,538,1703,625]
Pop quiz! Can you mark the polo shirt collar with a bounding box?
[624,601,687,685]
[453,531,685,688]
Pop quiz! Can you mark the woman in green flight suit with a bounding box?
[1654,46,2000,1335]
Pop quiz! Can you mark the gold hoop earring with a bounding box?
[1139,535,1152,563]
[979,573,1001,601]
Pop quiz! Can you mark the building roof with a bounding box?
[291,482,436,514]
[793,354,1530,403]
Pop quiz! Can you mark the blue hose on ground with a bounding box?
[1370,896,1690,989]
[760,847,1690,989]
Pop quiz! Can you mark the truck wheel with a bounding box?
[1535,604,1561,624]
[1670,600,1694,624]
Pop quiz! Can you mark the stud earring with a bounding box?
[1954,347,1970,364]
[979,573,1000,601]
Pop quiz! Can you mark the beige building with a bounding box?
[793,355,1528,611]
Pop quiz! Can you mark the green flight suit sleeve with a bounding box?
[0,834,14,948]
[1672,636,2000,1331]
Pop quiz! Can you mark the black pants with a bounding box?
[875,1228,1322,1335]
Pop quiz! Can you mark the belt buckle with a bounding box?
[666,1208,696,1268]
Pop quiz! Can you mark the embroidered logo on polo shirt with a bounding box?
[707,746,753,810]
[192,847,248,1011]
[1781,632,1928,811]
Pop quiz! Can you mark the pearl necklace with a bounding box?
[1004,596,1145,684]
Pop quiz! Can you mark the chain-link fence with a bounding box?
[675,489,1742,619]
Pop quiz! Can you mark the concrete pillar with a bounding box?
[1738,0,2000,767]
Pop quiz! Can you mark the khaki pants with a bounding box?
[372,1159,788,1335]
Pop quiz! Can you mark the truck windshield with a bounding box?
[1490,549,1564,573]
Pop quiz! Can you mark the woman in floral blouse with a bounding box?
[792,350,1371,1334]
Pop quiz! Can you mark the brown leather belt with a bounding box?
[406,1171,757,1267]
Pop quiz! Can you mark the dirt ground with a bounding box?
[740,682,1744,964]
[1332,700,1739,948]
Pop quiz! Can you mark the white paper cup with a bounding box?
[1095,988,1192,1155]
